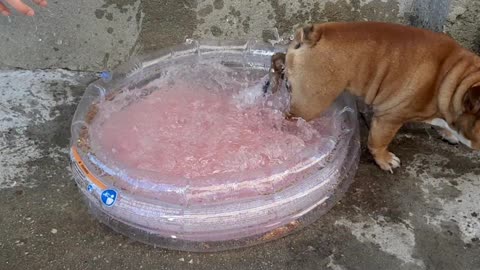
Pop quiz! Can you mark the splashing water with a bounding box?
[89,62,333,180]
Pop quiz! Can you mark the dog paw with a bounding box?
[374,152,401,173]
[438,128,459,145]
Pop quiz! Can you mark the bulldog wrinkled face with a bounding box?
[268,25,322,120]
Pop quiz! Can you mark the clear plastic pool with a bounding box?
[69,40,360,252]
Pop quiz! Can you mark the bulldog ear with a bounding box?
[293,24,322,47]
[463,85,480,115]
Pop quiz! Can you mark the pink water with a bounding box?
[89,76,327,180]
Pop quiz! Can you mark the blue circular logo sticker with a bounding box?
[101,189,117,207]
[87,184,94,192]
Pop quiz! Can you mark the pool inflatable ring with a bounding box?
[69,40,360,252]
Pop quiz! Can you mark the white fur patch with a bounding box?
[428,118,472,148]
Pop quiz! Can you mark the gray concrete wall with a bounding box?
[0,0,477,72]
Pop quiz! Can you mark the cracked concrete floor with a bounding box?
[1,69,480,270]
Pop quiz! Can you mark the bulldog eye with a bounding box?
[294,43,301,49]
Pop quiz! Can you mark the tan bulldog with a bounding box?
[270,21,480,172]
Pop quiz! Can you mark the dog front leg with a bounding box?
[368,116,403,173]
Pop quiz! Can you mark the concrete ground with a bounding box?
[2,0,479,71]
[1,69,480,270]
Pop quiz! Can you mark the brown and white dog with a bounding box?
[270,21,480,172]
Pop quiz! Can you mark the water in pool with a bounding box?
[89,62,335,181]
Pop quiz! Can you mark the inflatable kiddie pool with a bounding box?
[69,40,360,252]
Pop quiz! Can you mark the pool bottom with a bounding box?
[76,136,360,252]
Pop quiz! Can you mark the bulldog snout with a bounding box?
[285,111,295,121]
[286,104,298,119]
